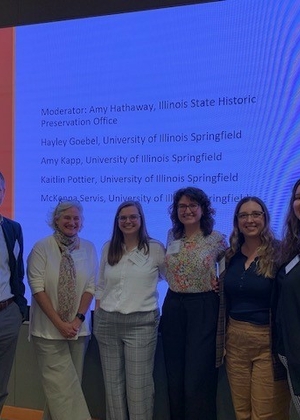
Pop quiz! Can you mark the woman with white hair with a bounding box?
[27,200,98,420]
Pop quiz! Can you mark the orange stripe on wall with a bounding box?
[0,27,14,218]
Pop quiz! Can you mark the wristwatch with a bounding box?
[76,312,85,322]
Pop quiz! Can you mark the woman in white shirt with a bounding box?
[27,200,98,420]
[94,200,165,420]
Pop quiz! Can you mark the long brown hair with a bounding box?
[107,201,150,265]
[281,179,300,264]
[225,196,279,278]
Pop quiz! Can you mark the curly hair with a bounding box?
[225,196,279,278]
[107,201,150,265]
[281,179,300,264]
[169,187,215,239]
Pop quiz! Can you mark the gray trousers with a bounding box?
[0,301,22,414]
[32,335,91,420]
[94,308,159,420]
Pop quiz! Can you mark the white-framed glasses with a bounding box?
[177,203,199,212]
[237,211,264,220]
[118,214,140,223]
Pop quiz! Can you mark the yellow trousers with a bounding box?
[225,318,290,420]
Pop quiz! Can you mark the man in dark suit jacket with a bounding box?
[0,171,27,415]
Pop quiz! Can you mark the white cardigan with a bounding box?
[27,235,98,339]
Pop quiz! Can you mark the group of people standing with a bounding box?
[1,171,300,420]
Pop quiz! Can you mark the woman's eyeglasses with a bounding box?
[118,214,141,223]
[177,203,199,212]
[237,211,264,220]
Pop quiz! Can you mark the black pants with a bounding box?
[160,289,219,420]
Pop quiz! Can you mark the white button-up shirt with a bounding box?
[96,239,165,314]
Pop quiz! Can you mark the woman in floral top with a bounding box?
[160,187,227,420]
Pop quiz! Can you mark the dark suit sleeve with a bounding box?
[14,222,27,316]
[3,218,27,316]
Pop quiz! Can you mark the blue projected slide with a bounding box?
[13,0,300,304]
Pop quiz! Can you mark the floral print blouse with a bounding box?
[165,229,227,293]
